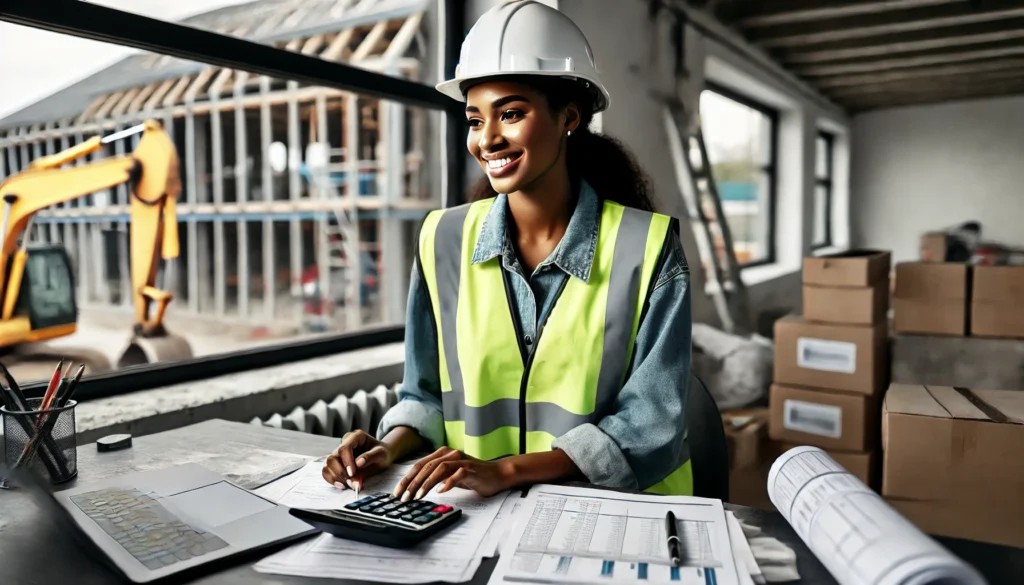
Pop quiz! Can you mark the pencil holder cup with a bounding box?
[1,398,79,485]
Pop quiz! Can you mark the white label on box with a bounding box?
[783,399,843,439]
[797,337,857,374]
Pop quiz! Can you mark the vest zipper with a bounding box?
[508,273,570,455]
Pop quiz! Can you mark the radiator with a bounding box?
[250,384,399,438]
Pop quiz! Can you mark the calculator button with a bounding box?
[344,502,362,510]
[358,504,378,512]
[413,512,440,525]
[400,514,417,522]
[368,507,388,516]
[380,503,400,512]
[396,505,414,514]
[432,505,453,514]
[385,511,403,519]
[355,496,374,505]
[418,501,436,509]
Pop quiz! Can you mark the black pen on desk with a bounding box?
[0,362,28,410]
[665,510,682,567]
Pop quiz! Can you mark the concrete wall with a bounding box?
[462,0,852,329]
[851,95,1024,263]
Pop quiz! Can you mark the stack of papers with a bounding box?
[487,484,746,585]
[252,460,518,583]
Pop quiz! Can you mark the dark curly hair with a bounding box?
[464,75,655,212]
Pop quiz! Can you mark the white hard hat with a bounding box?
[436,0,611,113]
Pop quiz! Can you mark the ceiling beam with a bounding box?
[825,69,1024,99]
[793,44,1024,77]
[735,0,966,29]
[813,58,1024,89]
[750,4,1024,49]
[846,84,1024,112]
[780,25,1024,64]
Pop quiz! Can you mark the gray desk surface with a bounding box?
[0,419,1020,585]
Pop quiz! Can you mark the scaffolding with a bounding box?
[0,0,440,335]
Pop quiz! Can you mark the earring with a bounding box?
[567,130,572,137]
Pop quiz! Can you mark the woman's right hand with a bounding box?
[322,430,394,490]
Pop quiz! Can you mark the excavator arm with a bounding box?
[0,120,187,361]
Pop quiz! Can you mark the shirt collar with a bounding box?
[471,180,600,283]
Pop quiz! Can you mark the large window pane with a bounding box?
[813,132,833,248]
[813,184,829,248]
[85,0,440,84]
[700,88,776,266]
[0,19,442,384]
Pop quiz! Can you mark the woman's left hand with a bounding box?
[393,447,511,501]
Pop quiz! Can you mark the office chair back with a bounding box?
[687,375,730,501]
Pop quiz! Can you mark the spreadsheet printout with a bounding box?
[488,484,740,585]
[768,446,986,585]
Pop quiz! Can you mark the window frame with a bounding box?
[701,82,779,269]
[813,131,835,250]
[0,0,465,400]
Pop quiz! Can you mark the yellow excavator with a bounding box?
[0,119,192,371]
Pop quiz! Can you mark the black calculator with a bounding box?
[288,493,463,548]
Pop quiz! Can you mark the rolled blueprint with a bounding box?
[768,446,987,585]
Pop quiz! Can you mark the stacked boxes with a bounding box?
[971,266,1024,338]
[769,250,891,490]
[882,383,1024,548]
[893,262,969,336]
[894,262,1024,339]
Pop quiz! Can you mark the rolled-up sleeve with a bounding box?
[376,260,446,449]
[552,232,692,490]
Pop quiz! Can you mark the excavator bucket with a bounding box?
[116,332,193,368]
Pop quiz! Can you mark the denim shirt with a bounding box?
[377,180,693,491]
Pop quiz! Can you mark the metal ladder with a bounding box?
[664,106,751,334]
[307,144,362,331]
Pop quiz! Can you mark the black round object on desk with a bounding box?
[96,433,132,452]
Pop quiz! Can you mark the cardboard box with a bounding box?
[729,438,783,511]
[723,409,769,470]
[893,262,969,336]
[803,249,891,288]
[971,266,1024,338]
[919,232,948,262]
[774,316,888,395]
[803,281,888,325]
[882,383,1024,504]
[769,384,878,452]
[779,443,878,490]
[886,497,1024,549]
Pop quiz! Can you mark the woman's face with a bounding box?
[465,80,576,195]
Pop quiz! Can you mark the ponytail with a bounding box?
[466,77,656,212]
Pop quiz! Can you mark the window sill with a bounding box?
[812,245,847,257]
[51,343,405,445]
[741,261,801,286]
[703,261,801,296]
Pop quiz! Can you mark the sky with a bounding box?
[0,0,251,119]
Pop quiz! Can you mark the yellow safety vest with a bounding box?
[417,197,693,496]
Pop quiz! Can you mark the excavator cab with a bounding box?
[13,245,77,331]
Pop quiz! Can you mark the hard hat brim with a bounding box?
[436,72,610,113]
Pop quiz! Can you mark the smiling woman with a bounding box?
[323,0,696,501]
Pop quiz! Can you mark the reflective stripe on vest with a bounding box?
[418,197,692,495]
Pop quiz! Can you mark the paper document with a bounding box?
[254,460,416,509]
[726,512,763,585]
[488,484,740,585]
[255,486,506,583]
[254,463,507,583]
[481,491,524,558]
[768,446,987,585]
[108,442,314,490]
